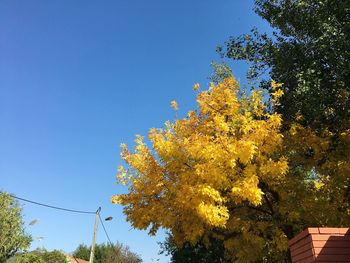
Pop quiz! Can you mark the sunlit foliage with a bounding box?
[0,192,32,263]
[113,78,299,262]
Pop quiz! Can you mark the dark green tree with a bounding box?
[14,253,44,263]
[72,244,90,261]
[160,235,228,263]
[73,243,141,263]
[41,249,67,263]
[219,0,350,133]
[0,192,32,263]
[13,249,67,263]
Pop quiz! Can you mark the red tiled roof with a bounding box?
[65,255,89,263]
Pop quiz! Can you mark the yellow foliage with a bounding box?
[281,123,350,228]
[170,100,178,110]
[193,83,200,91]
[113,77,350,262]
[113,77,291,261]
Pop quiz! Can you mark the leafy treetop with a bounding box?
[0,192,32,263]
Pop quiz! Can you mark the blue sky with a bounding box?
[0,1,271,262]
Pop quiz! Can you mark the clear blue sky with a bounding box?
[0,1,271,262]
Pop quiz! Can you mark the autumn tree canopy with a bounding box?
[116,1,350,261]
[113,74,350,262]
[114,78,284,262]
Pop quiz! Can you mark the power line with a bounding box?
[98,213,114,245]
[9,194,122,258]
[10,194,96,215]
[98,213,125,259]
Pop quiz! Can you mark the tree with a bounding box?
[73,243,142,263]
[114,1,350,261]
[113,78,294,262]
[72,244,90,261]
[219,0,350,256]
[0,192,32,263]
[160,235,228,263]
[14,253,44,263]
[41,249,67,263]
[219,0,350,134]
[217,2,350,258]
[13,249,67,263]
[113,76,350,262]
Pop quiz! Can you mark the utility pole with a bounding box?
[89,207,101,263]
